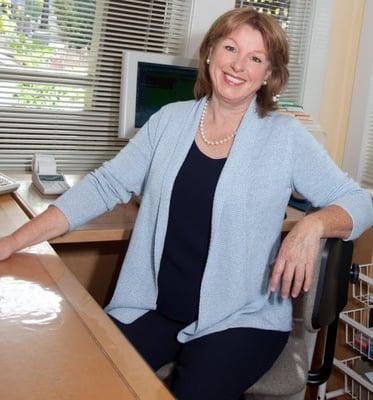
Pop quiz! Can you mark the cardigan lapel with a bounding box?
[153,98,207,277]
[196,99,268,332]
[208,99,264,247]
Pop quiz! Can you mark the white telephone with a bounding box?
[32,154,70,195]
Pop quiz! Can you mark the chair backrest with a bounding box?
[246,238,353,399]
[310,239,353,328]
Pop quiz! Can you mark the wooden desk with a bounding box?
[9,175,138,305]
[0,194,174,400]
[11,174,303,239]
[11,174,138,244]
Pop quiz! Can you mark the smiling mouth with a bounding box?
[224,73,246,85]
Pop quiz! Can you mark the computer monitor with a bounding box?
[119,50,198,139]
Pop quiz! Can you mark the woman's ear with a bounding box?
[264,69,272,82]
[206,47,213,65]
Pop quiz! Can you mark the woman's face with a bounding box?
[208,24,271,108]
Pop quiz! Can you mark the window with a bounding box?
[0,0,192,172]
[235,0,313,105]
[359,73,373,189]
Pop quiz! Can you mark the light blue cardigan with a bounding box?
[54,97,373,343]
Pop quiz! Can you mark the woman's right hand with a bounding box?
[0,206,69,263]
[0,235,18,261]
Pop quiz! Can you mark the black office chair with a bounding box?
[157,238,354,400]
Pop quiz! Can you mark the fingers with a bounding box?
[280,261,296,299]
[277,260,304,299]
[269,256,286,293]
[303,261,314,292]
[269,259,315,299]
[290,263,305,298]
[269,222,321,299]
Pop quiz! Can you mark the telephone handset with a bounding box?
[32,154,70,195]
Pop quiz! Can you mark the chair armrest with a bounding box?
[312,239,353,329]
[307,238,353,386]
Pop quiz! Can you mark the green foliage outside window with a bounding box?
[14,83,84,108]
[0,0,93,109]
[0,0,13,32]
[9,32,53,68]
[53,0,95,49]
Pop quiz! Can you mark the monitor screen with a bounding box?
[135,62,197,128]
[118,50,198,139]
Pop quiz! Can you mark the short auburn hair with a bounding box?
[194,8,289,118]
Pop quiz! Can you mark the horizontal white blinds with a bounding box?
[235,0,313,105]
[360,71,373,188]
[0,0,192,172]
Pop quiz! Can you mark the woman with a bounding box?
[1,8,372,400]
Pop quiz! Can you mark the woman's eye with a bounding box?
[225,45,236,52]
[250,56,262,63]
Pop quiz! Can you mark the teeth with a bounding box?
[225,73,245,84]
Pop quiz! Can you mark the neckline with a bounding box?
[193,141,227,161]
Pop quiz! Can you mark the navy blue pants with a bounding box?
[110,310,289,400]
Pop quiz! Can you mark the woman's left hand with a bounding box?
[269,216,323,299]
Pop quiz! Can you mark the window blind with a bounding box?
[235,0,313,105]
[0,0,192,172]
[359,71,373,189]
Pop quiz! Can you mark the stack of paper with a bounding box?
[277,100,326,147]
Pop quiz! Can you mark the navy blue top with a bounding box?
[156,141,226,323]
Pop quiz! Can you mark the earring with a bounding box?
[263,80,267,86]
[206,58,210,65]
[272,94,279,102]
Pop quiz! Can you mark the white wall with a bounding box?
[343,0,373,181]
[184,0,235,59]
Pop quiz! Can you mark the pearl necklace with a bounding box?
[199,99,237,146]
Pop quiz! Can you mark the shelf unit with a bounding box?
[334,357,373,399]
[332,263,373,399]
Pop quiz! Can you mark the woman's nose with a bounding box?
[231,56,245,72]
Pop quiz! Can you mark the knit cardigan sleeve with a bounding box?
[53,106,166,230]
[289,118,373,240]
